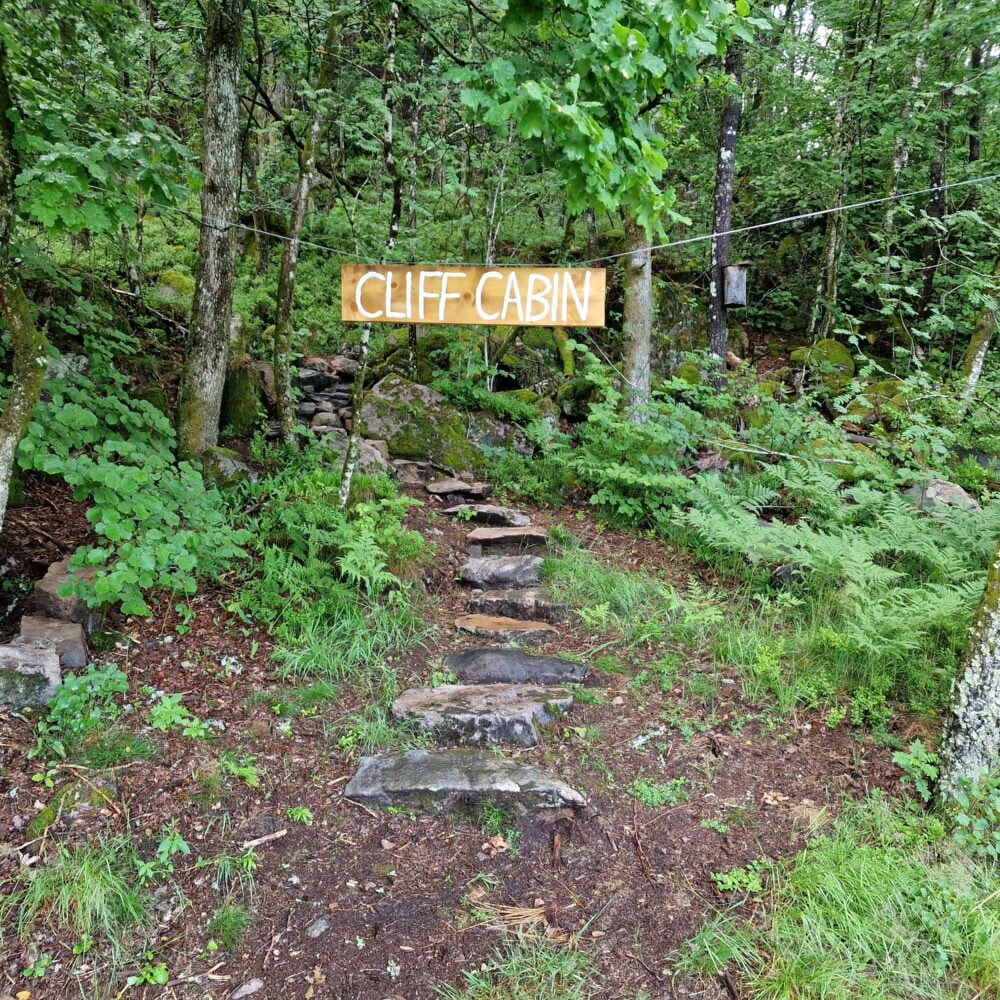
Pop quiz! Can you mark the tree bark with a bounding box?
[177,0,244,460]
[707,42,744,386]
[0,43,49,535]
[273,13,340,446]
[622,215,653,421]
[339,1,401,508]
[938,538,1000,799]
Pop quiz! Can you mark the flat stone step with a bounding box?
[345,749,586,811]
[445,647,588,686]
[426,478,493,503]
[20,615,88,669]
[468,588,566,622]
[442,504,531,527]
[455,614,559,645]
[467,525,549,556]
[459,555,542,589]
[392,683,573,747]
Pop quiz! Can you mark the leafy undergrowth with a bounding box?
[679,793,1000,1000]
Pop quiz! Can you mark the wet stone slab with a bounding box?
[458,555,542,589]
[467,588,567,622]
[444,647,588,686]
[392,683,573,747]
[467,525,549,556]
[441,504,531,527]
[345,749,586,812]
[455,614,559,645]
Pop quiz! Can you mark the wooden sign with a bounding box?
[341,265,605,327]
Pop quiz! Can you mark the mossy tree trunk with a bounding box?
[0,42,49,535]
[273,13,341,446]
[622,214,652,423]
[177,0,244,460]
[938,538,1000,799]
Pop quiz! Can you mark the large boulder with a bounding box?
[359,375,479,471]
[359,375,526,471]
[0,637,61,709]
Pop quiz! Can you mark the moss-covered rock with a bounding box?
[149,268,195,319]
[675,362,703,385]
[846,379,908,425]
[359,375,481,471]
[135,386,171,419]
[369,328,453,385]
[8,472,26,509]
[202,446,258,488]
[790,339,855,376]
[555,377,600,419]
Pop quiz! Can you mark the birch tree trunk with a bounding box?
[707,42,743,386]
[273,13,340,445]
[959,257,999,399]
[177,0,244,460]
[622,215,653,422]
[938,538,1000,799]
[339,1,401,508]
[0,43,49,535]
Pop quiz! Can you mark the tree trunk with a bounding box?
[915,89,952,321]
[273,13,340,446]
[938,538,1000,799]
[707,42,743,386]
[959,257,999,398]
[622,215,653,422]
[339,1,401,508]
[0,43,49,535]
[177,0,244,460]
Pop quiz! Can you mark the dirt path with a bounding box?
[0,485,899,999]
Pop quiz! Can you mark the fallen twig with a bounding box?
[241,828,287,850]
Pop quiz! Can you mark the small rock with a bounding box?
[19,615,87,669]
[391,459,434,484]
[297,401,317,418]
[366,439,390,461]
[34,557,101,633]
[305,917,331,939]
[426,478,492,502]
[231,979,265,999]
[315,401,335,413]
[458,556,543,589]
[455,614,559,646]
[311,412,341,429]
[904,479,981,511]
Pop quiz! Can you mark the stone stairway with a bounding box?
[345,479,586,813]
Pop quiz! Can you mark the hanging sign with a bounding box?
[341,264,605,327]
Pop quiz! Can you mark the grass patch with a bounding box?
[541,547,677,645]
[677,794,1000,999]
[207,903,252,952]
[435,938,596,998]
[0,836,150,966]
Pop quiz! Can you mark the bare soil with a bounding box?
[0,477,902,1000]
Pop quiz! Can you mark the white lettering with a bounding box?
[502,271,524,323]
[355,271,385,319]
[525,273,553,322]
[438,271,467,321]
[475,271,503,320]
[562,269,591,323]
[384,270,407,319]
[418,270,444,321]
